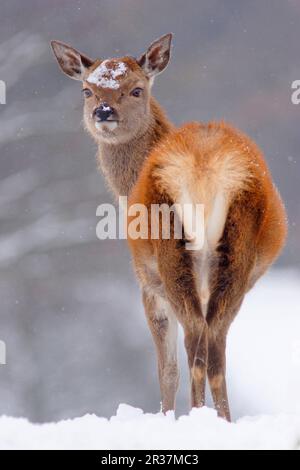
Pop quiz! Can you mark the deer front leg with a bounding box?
[143,290,179,413]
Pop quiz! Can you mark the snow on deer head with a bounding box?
[51,34,172,144]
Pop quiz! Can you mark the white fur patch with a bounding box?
[95,121,118,131]
[206,191,228,249]
[200,191,228,316]
[87,60,127,89]
[178,189,228,316]
[176,190,205,251]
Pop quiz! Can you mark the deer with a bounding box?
[51,33,287,421]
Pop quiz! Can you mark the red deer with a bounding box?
[51,34,287,421]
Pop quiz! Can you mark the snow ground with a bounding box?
[0,270,299,450]
[0,405,300,450]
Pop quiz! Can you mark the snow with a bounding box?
[87,60,127,89]
[0,405,300,450]
[227,270,300,418]
[0,270,299,449]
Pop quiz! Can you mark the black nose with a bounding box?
[94,103,114,121]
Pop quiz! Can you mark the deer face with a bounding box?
[51,34,172,144]
[81,56,151,144]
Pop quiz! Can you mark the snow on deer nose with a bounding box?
[94,103,115,122]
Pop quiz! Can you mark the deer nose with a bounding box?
[94,103,114,121]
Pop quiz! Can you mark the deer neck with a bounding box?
[97,97,173,198]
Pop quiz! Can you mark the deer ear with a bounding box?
[51,40,94,81]
[138,33,173,79]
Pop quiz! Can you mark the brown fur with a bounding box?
[51,34,287,420]
[128,121,287,419]
[95,98,173,197]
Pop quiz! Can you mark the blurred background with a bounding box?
[0,0,299,423]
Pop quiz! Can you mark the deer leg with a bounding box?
[207,295,244,421]
[205,192,263,420]
[143,290,179,413]
[157,240,208,409]
[183,316,208,408]
[207,330,231,421]
[206,257,250,422]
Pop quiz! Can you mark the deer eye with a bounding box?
[82,88,93,98]
[131,87,143,97]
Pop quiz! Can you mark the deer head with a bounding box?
[51,34,172,144]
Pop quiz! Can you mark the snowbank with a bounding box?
[0,404,300,450]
